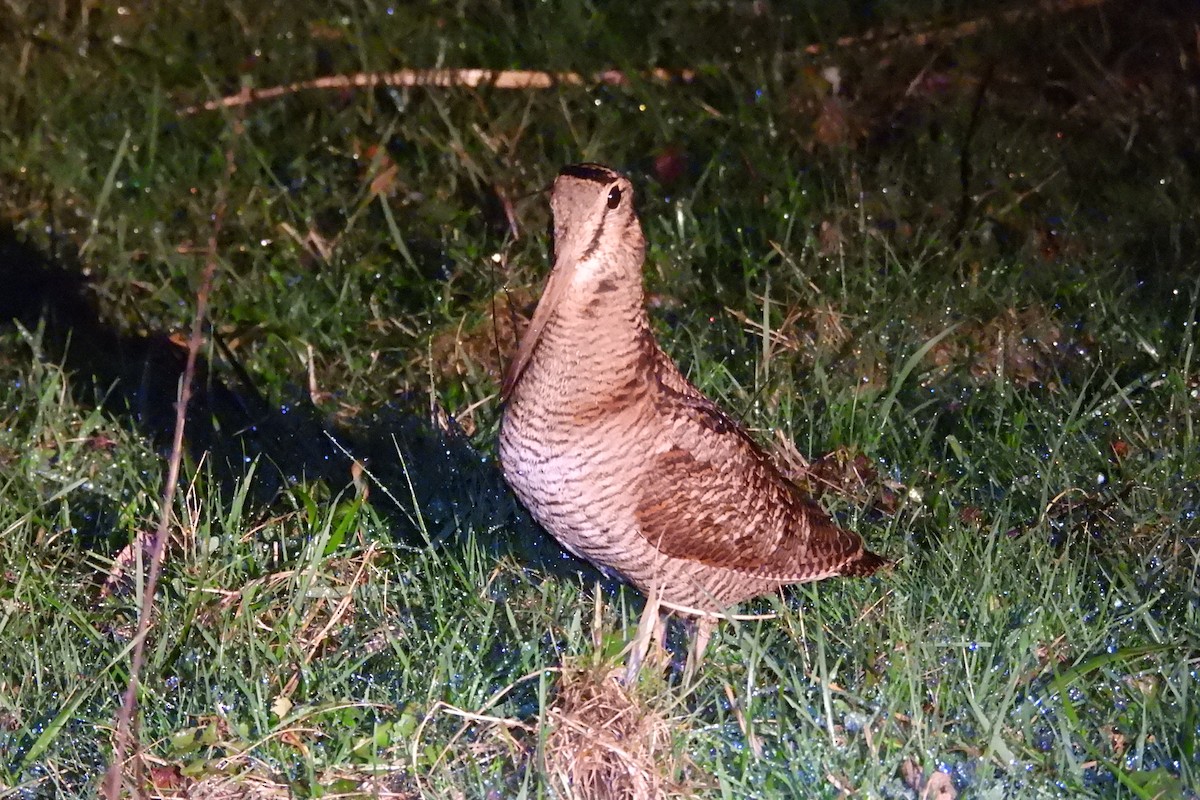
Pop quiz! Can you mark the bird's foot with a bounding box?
[622,588,666,685]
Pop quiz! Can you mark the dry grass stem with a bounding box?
[102,121,241,799]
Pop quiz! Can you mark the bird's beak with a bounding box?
[500,250,577,402]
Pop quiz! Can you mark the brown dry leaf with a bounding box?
[370,163,400,198]
[848,347,891,395]
[808,447,891,504]
[98,529,155,600]
[1030,223,1085,264]
[900,758,924,793]
[653,145,689,187]
[818,219,845,256]
[1127,673,1161,698]
[1034,636,1071,666]
[148,764,188,794]
[774,439,903,516]
[826,772,854,796]
[85,432,119,451]
[278,729,310,755]
[900,760,958,800]
[1104,725,1129,755]
[809,303,853,354]
[806,447,878,497]
[929,305,1068,389]
[813,95,861,148]
[958,506,984,526]
[923,770,958,800]
[308,22,345,40]
[350,139,404,200]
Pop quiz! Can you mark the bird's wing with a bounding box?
[633,388,868,578]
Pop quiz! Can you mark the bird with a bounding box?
[498,163,885,676]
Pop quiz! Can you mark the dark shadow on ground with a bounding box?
[0,225,597,584]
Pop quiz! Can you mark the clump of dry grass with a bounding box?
[930,304,1071,388]
[428,288,534,388]
[542,661,697,800]
[142,761,418,800]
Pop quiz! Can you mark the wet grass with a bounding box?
[2,1,1199,797]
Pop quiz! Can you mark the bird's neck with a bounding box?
[539,266,658,394]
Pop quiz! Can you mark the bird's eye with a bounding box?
[607,186,622,209]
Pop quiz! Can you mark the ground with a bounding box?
[0,1,1197,797]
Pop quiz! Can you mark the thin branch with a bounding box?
[179,68,697,115]
[802,0,1112,56]
[102,121,240,799]
[178,0,1111,118]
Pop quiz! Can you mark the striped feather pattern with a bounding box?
[499,164,884,613]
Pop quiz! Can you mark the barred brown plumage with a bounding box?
[498,163,885,674]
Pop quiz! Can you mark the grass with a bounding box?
[1,0,1198,797]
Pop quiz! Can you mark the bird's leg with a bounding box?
[683,616,716,684]
[623,585,664,684]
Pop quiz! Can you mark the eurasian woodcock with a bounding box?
[498,163,884,627]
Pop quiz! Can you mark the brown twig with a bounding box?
[178,68,697,116]
[802,0,1112,56]
[102,123,240,799]
[179,0,1111,119]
